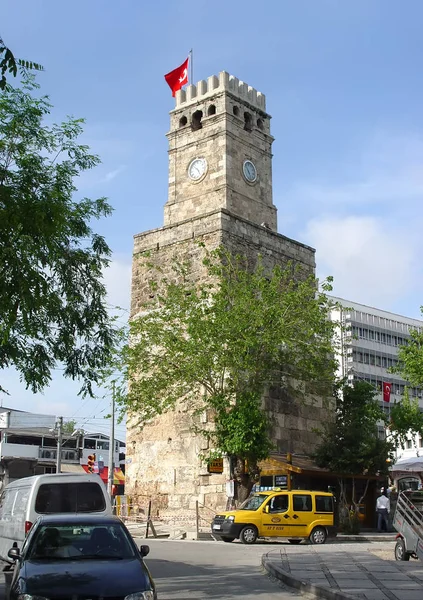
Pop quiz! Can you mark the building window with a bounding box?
[233,106,239,116]
[191,110,203,131]
[257,118,264,130]
[244,112,252,132]
[179,116,187,127]
[406,439,412,449]
[207,104,216,116]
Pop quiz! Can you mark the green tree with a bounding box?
[313,381,394,532]
[387,323,423,448]
[394,323,423,387]
[119,246,338,502]
[389,388,423,450]
[62,419,78,435]
[0,35,43,90]
[0,76,119,396]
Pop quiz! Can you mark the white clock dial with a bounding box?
[243,159,257,183]
[188,157,207,181]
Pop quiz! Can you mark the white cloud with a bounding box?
[103,165,126,183]
[304,215,419,309]
[103,255,132,312]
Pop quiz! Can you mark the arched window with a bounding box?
[244,112,252,132]
[207,104,216,116]
[191,110,203,131]
[233,106,239,116]
[179,116,187,127]
[257,118,264,130]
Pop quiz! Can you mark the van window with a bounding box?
[268,495,288,513]
[315,495,334,513]
[12,487,31,519]
[0,489,15,521]
[35,483,105,514]
[293,494,312,512]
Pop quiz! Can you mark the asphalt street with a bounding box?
[137,538,310,599]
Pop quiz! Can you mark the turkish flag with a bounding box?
[383,382,392,403]
[164,57,189,97]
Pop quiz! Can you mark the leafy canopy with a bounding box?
[313,380,394,476]
[120,246,338,466]
[0,76,118,396]
[0,35,44,90]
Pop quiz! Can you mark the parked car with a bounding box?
[211,489,337,544]
[0,473,112,563]
[7,513,157,600]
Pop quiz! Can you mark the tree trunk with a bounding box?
[233,456,255,505]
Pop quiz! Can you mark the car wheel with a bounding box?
[221,536,235,543]
[309,526,327,545]
[240,525,258,544]
[288,539,302,544]
[395,538,410,561]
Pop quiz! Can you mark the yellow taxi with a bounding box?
[211,489,336,544]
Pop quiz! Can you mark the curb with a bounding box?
[262,555,356,600]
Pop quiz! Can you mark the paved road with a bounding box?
[136,538,310,599]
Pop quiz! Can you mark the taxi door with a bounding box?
[261,493,293,537]
[288,493,314,537]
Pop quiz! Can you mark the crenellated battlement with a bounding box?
[174,70,266,112]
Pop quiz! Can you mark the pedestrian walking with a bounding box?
[376,487,390,532]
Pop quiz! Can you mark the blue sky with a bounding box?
[2,0,423,436]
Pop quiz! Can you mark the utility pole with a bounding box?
[107,381,115,497]
[56,416,63,474]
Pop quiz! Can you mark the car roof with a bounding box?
[37,514,123,525]
[255,489,333,496]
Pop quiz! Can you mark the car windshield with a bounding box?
[238,494,268,511]
[26,523,136,561]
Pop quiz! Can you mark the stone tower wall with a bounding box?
[127,210,331,513]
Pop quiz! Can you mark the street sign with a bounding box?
[208,458,223,474]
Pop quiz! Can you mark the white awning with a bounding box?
[391,457,423,472]
[60,464,86,474]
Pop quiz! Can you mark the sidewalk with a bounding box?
[262,544,423,600]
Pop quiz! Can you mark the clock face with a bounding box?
[243,159,257,183]
[188,157,207,181]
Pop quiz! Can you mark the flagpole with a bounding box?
[189,48,193,84]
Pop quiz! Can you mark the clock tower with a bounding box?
[164,71,277,230]
[127,71,330,516]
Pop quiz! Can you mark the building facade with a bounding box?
[0,407,125,489]
[330,297,423,441]
[127,71,334,513]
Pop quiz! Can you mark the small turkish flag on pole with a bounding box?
[164,57,189,97]
[383,382,392,403]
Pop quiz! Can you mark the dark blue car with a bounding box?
[7,513,156,600]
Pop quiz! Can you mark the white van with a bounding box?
[0,473,112,563]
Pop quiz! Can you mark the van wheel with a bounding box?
[309,527,327,545]
[288,539,302,544]
[221,536,235,543]
[240,525,258,544]
[395,538,409,561]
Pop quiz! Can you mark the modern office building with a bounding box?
[330,297,423,442]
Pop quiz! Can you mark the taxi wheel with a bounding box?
[240,525,258,544]
[221,536,235,543]
[309,526,327,545]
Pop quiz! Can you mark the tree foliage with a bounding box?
[0,76,119,396]
[120,245,338,499]
[389,388,423,449]
[0,35,44,90]
[394,322,423,388]
[387,317,423,446]
[313,381,394,531]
